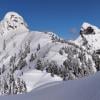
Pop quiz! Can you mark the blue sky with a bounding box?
[0,0,100,40]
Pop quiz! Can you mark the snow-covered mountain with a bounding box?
[0,11,100,96]
[0,11,28,35]
[75,22,100,52]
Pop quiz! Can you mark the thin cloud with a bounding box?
[69,28,78,34]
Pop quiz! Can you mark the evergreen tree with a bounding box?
[2,64,6,73]
[3,79,8,94]
[20,80,27,93]
[37,44,40,51]
[59,49,63,55]
[29,53,35,62]
[17,78,21,93]
[36,59,43,70]
[3,39,6,50]
[61,68,68,81]
[17,58,27,70]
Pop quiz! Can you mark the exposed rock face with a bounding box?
[0,12,28,36]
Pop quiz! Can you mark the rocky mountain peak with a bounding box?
[0,11,29,36]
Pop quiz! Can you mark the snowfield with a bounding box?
[21,69,62,92]
[0,71,100,100]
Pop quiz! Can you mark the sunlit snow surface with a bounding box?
[21,69,62,92]
[0,71,100,100]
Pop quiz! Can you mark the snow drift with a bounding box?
[0,71,100,100]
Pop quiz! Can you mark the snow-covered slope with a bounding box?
[23,71,100,100]
[0,12,100,96]
[21,70,62,92]
[1,71,100,100]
